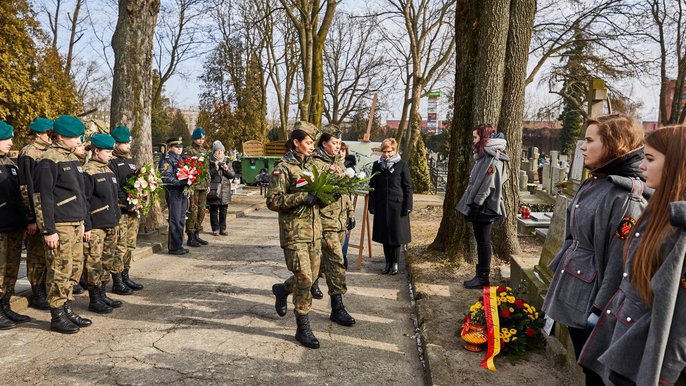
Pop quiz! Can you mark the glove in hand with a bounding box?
[347,218,356,230]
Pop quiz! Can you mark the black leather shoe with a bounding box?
[464,268,490,289]
[168,249,186,255]
[295,314,320,349]
[1,295,30,323]
[219,231,228,236]
[0,310,15,330]
[389,263,399,275]
[381,262,391,274]
[111,273,133,295]
[310,279,323,300]
[272,284,289,317]
[330,294,355,326]
[194,231,208,245]
[87,286,113,314]
[63,301,92,327]
[50,307,79,334]
[100,284,122,308]
[122,269,144,290]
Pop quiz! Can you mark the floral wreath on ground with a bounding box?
[461,285,546,357]
[124,163,163,216]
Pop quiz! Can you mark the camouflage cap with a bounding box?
[293,121,320,141]
[0,121,14,140]
[321,124,342,139]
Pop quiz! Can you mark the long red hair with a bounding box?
[627,125,686,305]
[473,123,495,155]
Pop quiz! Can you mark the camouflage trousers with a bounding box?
[25,231,46,286]
[84,227,118,287]
[318,231,347,296]
[105,212,139,273]
[283,240,321,316]
[45,222,83,308]
[186,189,207,233]
[0,230,24,297]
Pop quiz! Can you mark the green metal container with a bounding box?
[240,156,281,184]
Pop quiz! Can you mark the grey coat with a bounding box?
[543,149,650,329]
[456,138,509,218]
[579,202,686,385]
[207,157,235,206]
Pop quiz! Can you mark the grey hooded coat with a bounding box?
[456,137,509,218]
[579,202,686,386]
[542,149,650,329]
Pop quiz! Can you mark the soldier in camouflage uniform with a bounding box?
[310,127,356,326]
[34,115,91,334]
[0,121,30,329]
[268,122,324,349]
[83,134,122,314]
[71,137,89,296]
[106,125,144,294]
[184,127,209,247]
[18,117,53,310]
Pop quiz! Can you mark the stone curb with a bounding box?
[10,200,267,313]
[405,253,435,386]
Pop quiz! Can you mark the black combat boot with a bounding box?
[194,231,208,245]
[1,294,30,323]
[111,272,133,295]
[272,283,289,317]
[310,278,323,299]
[63,300,92,327]
[295,314,320,349]
[87,286,112,314]
[122,269,144,290]
[29,284,50,310]
[464,242,491,289]
[187,233,201,247]
[50,307,79,334]
[100,284,122,308]
[72,283,85,295]
[0,308,15,330]
[330,294,356,326]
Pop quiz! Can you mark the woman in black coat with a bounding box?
[207,140,235,236]
[368,138,412,275]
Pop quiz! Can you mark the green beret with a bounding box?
[111,125,132,143]
[191,127,206,139]
[53,115,85,137]
[90,133,115,150]
[293,121,320,141]
[167,137,184,146]
[0,121,14,140]
[29,118,54,133]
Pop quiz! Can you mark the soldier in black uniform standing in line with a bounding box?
[0,120,30,329]
[160,137,190,255]
[18,117,53,310]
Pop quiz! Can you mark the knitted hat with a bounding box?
[212,140,225,152]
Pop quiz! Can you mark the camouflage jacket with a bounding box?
[34,142,87,235]
[266,150,322,247]
[0,154,28,232]
[83,158,121,231]
[17,137,51,223]
[183,143,209,190]
[311,147,354,232]
[109,150,138,213]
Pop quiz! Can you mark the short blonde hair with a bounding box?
[381,138,397,151]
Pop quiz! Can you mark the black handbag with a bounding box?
[208,181,222,200]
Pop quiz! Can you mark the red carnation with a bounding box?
[525,327,536,338]
[497,286,507,293]
[515,299,525,308]
[500,308,511,318]
[198,162,203,167]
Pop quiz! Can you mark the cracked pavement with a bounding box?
[0,204,423,385]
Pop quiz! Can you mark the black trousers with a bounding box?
[166,188,189,252]
[209,204,228,232]
[472,221,493,268]
[382,244,400,263]
[568,326,606,386]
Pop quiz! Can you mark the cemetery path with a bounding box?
[0,205,424,385]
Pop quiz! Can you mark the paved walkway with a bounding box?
[0,196,424,385]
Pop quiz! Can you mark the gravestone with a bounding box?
[535,194,570,284]
[528,147,540,183]
[519,170,529,190]
[550,151,559,168]
[542,164,552,193]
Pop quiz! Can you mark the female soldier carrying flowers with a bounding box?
[268,121,323,349]
[579,125,686,386]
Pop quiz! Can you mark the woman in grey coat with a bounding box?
[542,114,649,385]
[579,125,686,386]
[456,123,509,288]
[207,140,235,236]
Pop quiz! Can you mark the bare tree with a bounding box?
[322,12,389,125]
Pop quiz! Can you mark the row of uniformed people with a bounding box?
[0,117,144,333]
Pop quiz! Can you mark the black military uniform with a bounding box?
[159,137,189,255]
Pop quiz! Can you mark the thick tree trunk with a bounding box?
[429,0,480,261]
[309,36,325,127]
[110,0,161,232]
[492,0,536,259]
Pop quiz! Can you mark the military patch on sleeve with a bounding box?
[614,216,637,240]
[162,162,170,171]
[272,170,280,177]
[486,166,495,176]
